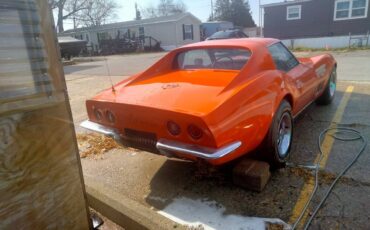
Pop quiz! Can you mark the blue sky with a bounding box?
[117,0,281,24]
[62,0,281,29]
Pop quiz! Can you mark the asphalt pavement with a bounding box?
[64,50,370,81]
[64,52,167,77]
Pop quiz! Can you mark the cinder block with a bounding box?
[232,159,271,192]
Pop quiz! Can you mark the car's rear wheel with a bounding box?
[264,100,293,169]
[316,67,336,105]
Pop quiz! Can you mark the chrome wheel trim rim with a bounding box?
[329,73,336,97]
[277,112,292,158]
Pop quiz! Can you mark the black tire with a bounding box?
[316,67,337,105]
[263,100,293,169]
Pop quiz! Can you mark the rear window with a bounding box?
[177,48,251,71]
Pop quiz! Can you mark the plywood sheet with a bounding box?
[0,0,90,228]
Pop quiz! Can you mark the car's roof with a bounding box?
[223,29,242,32]
[214,29,238,32]
[181,38,279,50]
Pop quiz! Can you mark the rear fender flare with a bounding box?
[240,73,293,147]
[242,75,293,149]
[271,91,294,120]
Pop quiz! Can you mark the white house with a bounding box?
[60,13,202,51]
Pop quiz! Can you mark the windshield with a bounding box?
[209,31,234,39]
[177,48,251,71]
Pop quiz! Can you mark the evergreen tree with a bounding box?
[212,0,255,27]
[213,0,232,22]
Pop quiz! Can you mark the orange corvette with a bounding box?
[81,38,337,168]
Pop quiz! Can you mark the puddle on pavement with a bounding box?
[157,197,290,230]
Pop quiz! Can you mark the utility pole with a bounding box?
[135,2,141,20]
[259,0,263,37]
[211,0,214,21]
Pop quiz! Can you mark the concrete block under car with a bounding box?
[232,159,271,192]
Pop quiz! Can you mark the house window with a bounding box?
[183,24,193,40]
[97,32,110,41]
[139,27,145,38]
[334,0,369,20]
[287,5,302,20]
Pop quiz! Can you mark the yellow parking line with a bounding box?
[319,85,354,166]
[289,85,354,228]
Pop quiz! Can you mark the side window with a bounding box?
[268,42,299,72]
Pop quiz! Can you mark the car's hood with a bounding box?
[93,70,239,115]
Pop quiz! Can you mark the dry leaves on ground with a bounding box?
[266,222,285,230]
[77,133,121,158]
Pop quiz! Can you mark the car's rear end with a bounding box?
[82,96,242,162]
[81,42,269,165]
[81,61,248,162]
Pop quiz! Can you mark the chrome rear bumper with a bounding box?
[80,120,121,142]
[80,120,241,160]
[156,139,241,160]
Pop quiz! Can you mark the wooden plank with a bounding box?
[232,159,271,192]
[0,0,90,228]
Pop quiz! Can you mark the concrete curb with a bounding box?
[73,57,106,62]
[62,60,76,66]
[84,176,184,230]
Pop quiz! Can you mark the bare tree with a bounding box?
[142,0,187,19]
[142,4,158,18]
[48,0,89,32]
[158,0,187,16]
[173,1,187,14]
[76,0,118,27]
[65,0,90,29]
[49,0,59,9]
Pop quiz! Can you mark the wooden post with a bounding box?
[0,0,91,228]
[348,32,351,49]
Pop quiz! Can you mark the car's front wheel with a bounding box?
[264,100,293,169]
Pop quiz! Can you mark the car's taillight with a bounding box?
[167,121,181,136]
[106,110,116,124]
[188,124,203,140]
[93,108,103,121]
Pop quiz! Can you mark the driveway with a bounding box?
[64,52,167,76]
[64,50,370,81]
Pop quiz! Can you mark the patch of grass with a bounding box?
[291,46,370,52]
